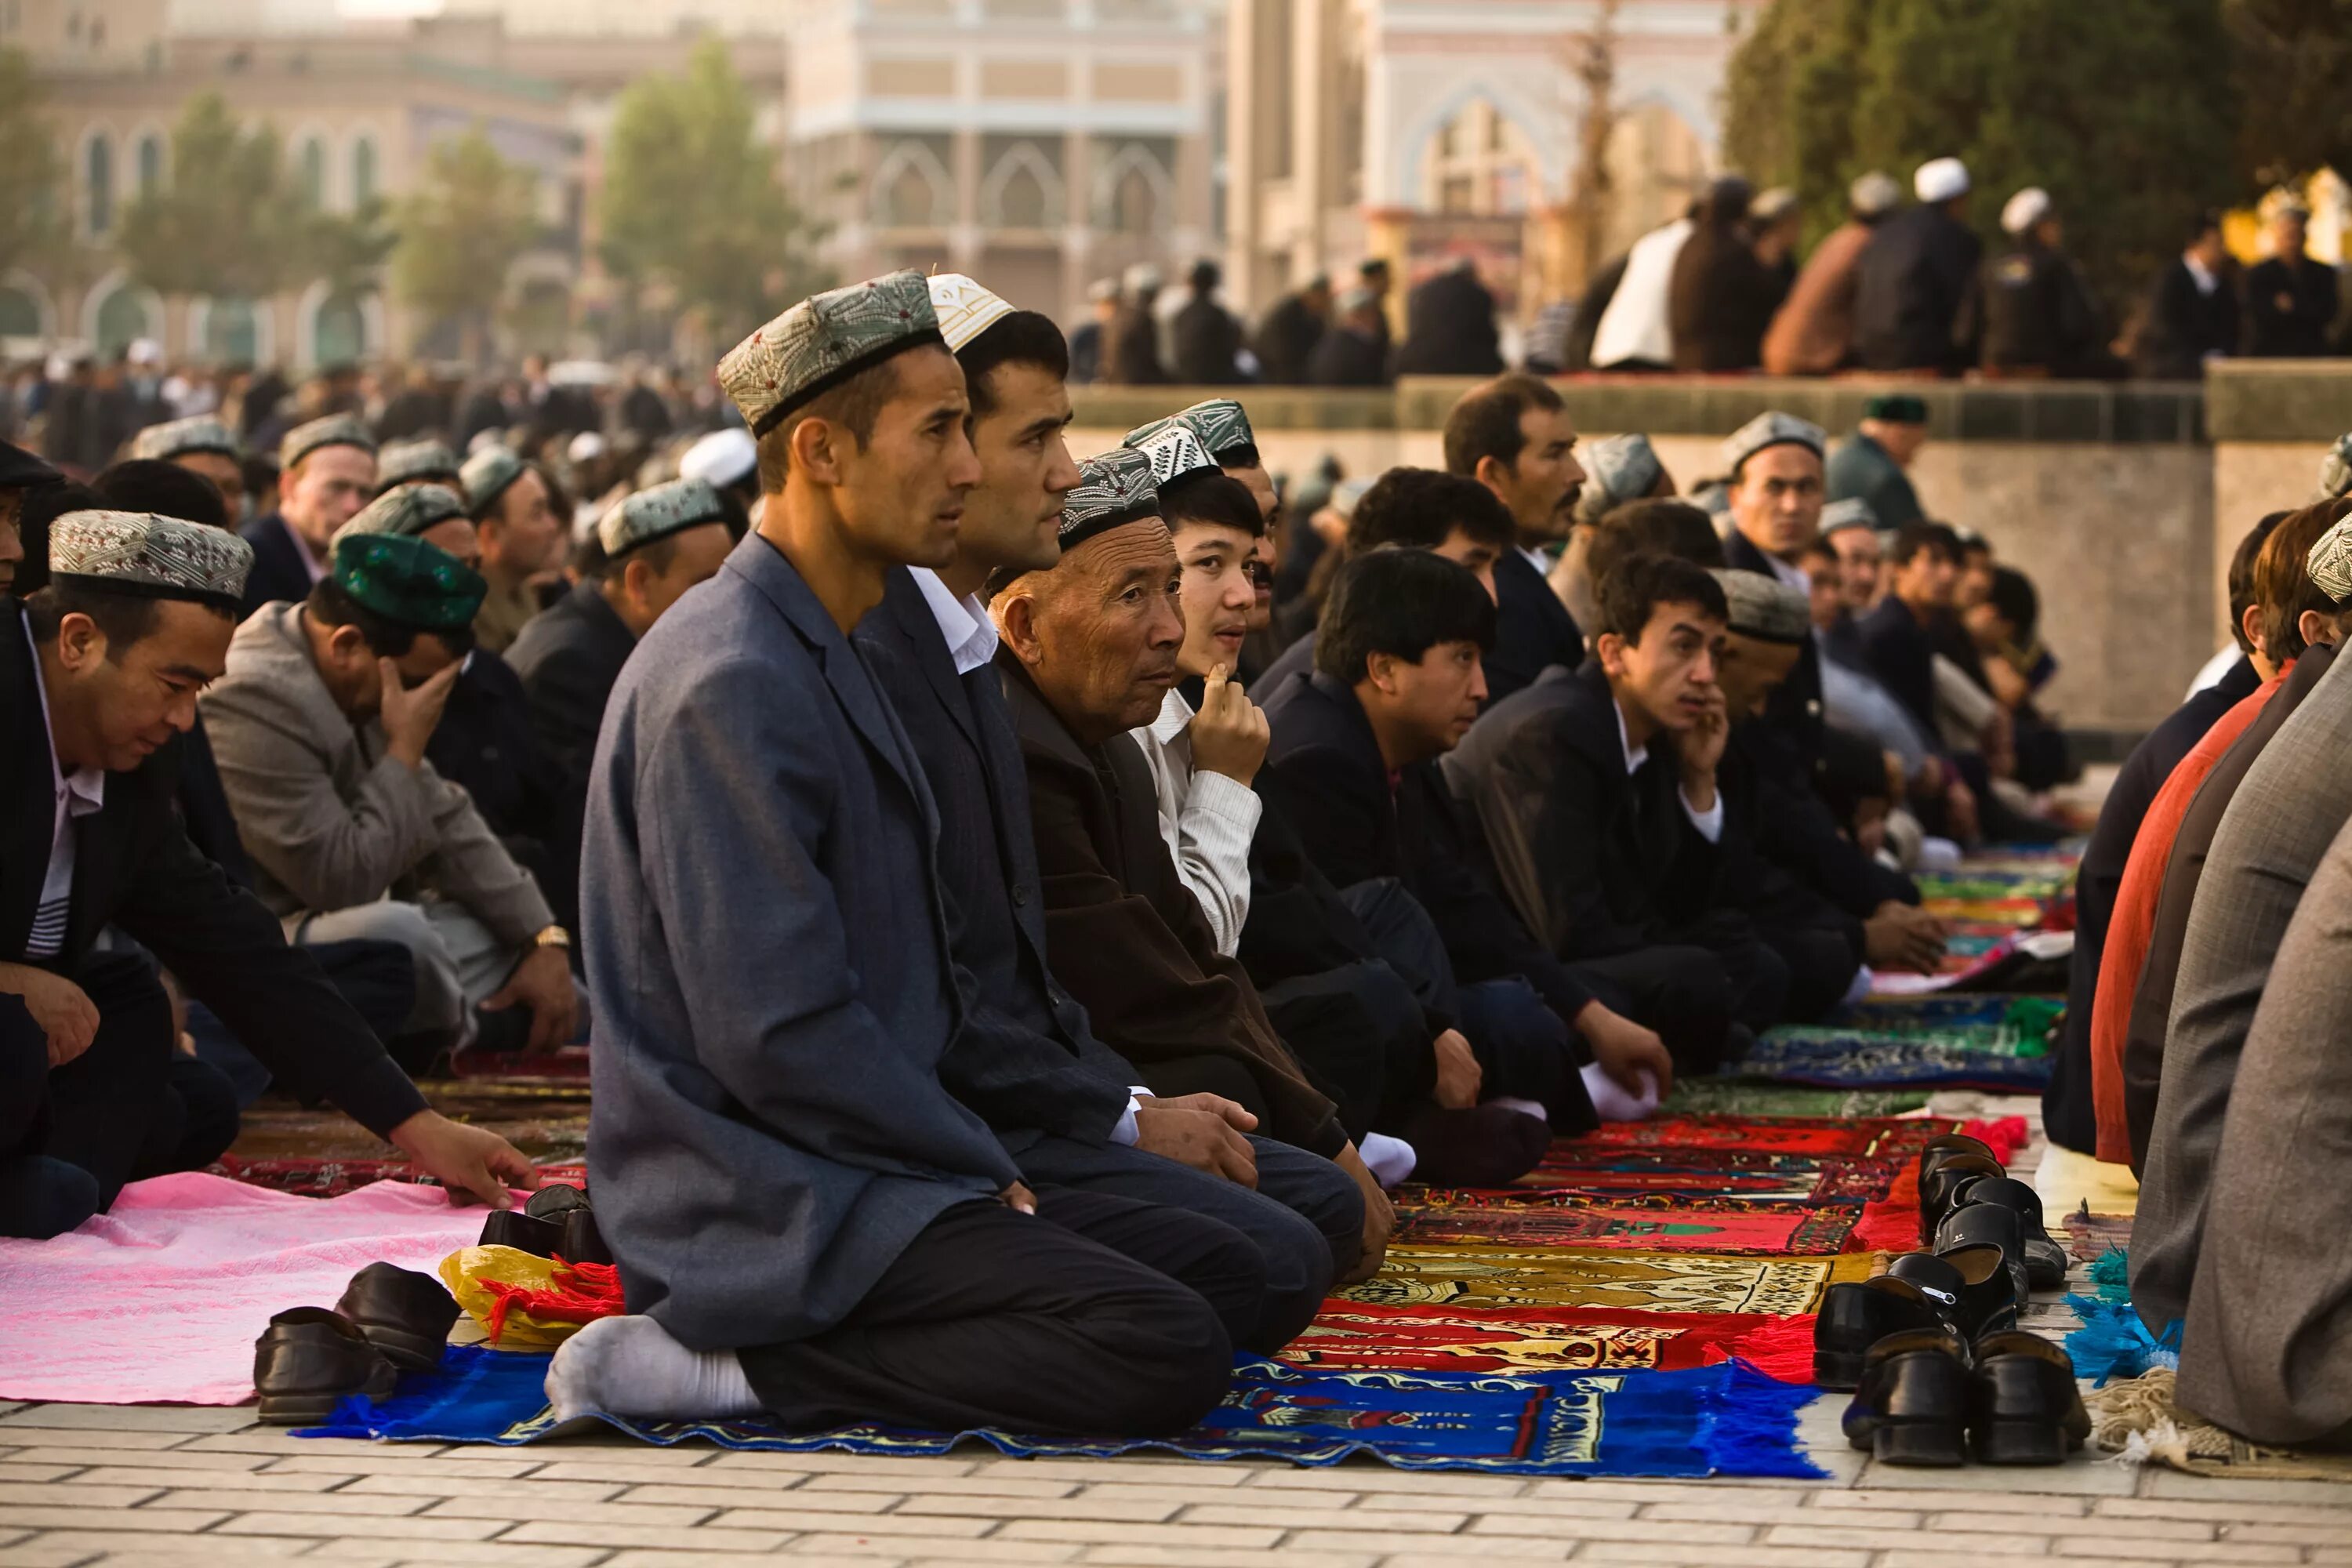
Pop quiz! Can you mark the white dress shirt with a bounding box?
[1129,687,1261,957]
[22,614,107,960]
[1612,694,1722,842]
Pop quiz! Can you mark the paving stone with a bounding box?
[143,1487,429,1515]
[1468,1514,1754,1545]
[792,1533,1081,1560]
[495,1519,793,1552]
[2,1537,313,1565]
[0,1545,98,1568]
[604,1554,912,1568]
[0,1508,232,1534]
[299,1541,612,1567]
[1761,1522,2052,1553]
[1079,1548,1380,1567]
[0,1487,161,1511]
[699,1451,982,1479]
[0,1410,256,1436]
[425,1495,720,1527]
[0,1432,184,1454]
[895,1494,1180,1523]
[1807,1487,2085,1515]
[2136,1470,2352,1503]
[1523,1482,1809,1506]
[615,1480,898,1512]
[1285,1537,1570,1563]
[1851,1458,2137,1495]
[2048,1539,2301,1564]
[2095,1495,2352,1524]
[805,1472,1080,1498]
[1640,1501,1922,1527]
[0,1449,266,1475]
[1873,1555,2178,1568]
[716,1508,994,1538]
[487,1457,724,1486]
[1922,1508,2216,1541]
[69,1465,348,1493]
[971,1461,1250,1489]
[339,1472,619,1501]
[1247,1468,1530,1498]
[1178,1504,1467,1532]
[996,1519,1287,1549]
[1570,1542,1872,1567]
[211,1511,503,1541]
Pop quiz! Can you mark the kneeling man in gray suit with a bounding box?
[550,273,1256,1437]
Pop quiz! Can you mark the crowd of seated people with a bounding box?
[5,263,2346,1452]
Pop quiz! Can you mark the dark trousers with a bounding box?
[1760,924,1862,1025]
[1570,944,1745,1076]
[186,938,417,1107]
[1258,960,1429,1141]
[0,952,244,1236]
[736,1189,1248,1437]
[1015,1132,1359,1352]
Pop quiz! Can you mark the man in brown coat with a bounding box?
[1762,172,1903,377]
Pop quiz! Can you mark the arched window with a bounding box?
[351,136,378,207]
[93,286,153,358]
[981,143,1062,230]
[85,132,114,238]
[136,132,163,196]
[872,142,951,228]
[0,286,42,338]
[204,298,260,365]
[1093,144,1169,235]
[298,136,325,209]
[314,292,367,366]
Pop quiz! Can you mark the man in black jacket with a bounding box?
[1251,278,1330,387]
[506,478,733,936]
[1171,260,1247,384]
[2242,198,2340,359]
[3,510,535,1237]
[1394,260,1504,377]
[1444,375,1587,702]
[1853,157,1980,374]
[239,416,378,617]
[2134,213,2239,379]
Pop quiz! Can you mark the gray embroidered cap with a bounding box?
[718,270,943,436]
[339,483,469,543]
[131,416,240,463]
[281,414,377,470]
[1574,433,1664,526]
[599,477,728,558]
[1060,448,1161,551]
[2314,432,2352,505]
[1124,399,1257,463]
[1720,411,1825,476]
[377,438,463,492]
[1711,568,1811,645]
[1820,497,1880,536]
[1127,423,1218,488]
[49,509,254,610]
[460,445,528,516]
[2307,515,2352,605]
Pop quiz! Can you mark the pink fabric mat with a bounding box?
[0,1172,496,1406]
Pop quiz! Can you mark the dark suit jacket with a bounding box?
[506,580,640,935]
[1307,327,1389,388]
[1441,662,1721,962]
[2136,260,2240,379]
[425,647,556,880]
[582,534,1022,1351]
[2243,256,2340,359]
[3,604,423,1135]
[1853,202,1981,373]
[237,512,318,619]
[1259,669,1595,1027]
[855,570,1131,1148]
[1000,655,1348,1160]
[1857,594,1939,738]
[1486,547,1584,707]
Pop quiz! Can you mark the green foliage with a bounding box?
[2225,0,2352,187]
[0,47,66,280]
[391,129,538,329]
[599,40,829,343]
[1722,0,2242,315]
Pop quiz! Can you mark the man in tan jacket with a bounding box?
[1762,172,1902,378]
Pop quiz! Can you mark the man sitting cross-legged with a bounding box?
[1259,547,1678,1123]
[853,274,1362,1350]
[550,274,1256,1437]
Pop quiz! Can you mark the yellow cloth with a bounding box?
[2034,1142,2140,1217]
[437,1244,597,1349]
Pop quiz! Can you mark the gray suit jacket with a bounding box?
[2131,647,2352,1332]
[583,534,1021,1352]
[2178,808,2352,1444]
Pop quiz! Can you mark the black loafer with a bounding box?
[1842,1327,1971,1466]
[1903,1243,2019,1341]
[253,1307,396,1425]
[479,1208,564,1258]
[1816,1272,1952,1388]
[1919,1149,2005,1247]
[524,1182,591,1221]
[1969,1330,2091,1465]
[1935,1199,2031,1302]
[557,1207,612,1266]
[1947,1176,2067,1291]
[335,1262,460,1374]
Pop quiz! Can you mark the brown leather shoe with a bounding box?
[335,1262,460,1374]
[253,1307,396,1425]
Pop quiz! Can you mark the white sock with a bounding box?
[544,1316,761,1423]
[1486,1095,1548,1123]
[1582,1062,1661,1123]
[1358,1131,1417,1187]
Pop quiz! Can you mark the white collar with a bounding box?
[1765,550,1812,593]
[1518,543,1552,575]
[1612,695,1646,776]
[22,612,106,817]
[2183,253,2218,294]
[909,567,999,677]
[1149,684,1196,745]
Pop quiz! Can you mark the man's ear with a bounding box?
[55,612,104,672]
[1473,454,1511,495]
[2241,602,2270,659]
[622,557,654,604]
[1595,629,1628,681]
[2298,607,2339,650]
[325,622,369,666]
[789,415,847,487]
[1363,648,1399,695]
[995,590,1044,668]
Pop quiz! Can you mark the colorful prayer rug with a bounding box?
[1394,1195,1864,1254]
[1334,1245,1880,1315]
[1658,1080,1930,1119]
[303,1343,1822,1477]
[1273,1301,1812,1381]
[1734,1029,2053,1091]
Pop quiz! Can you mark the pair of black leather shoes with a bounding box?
[478,1181,610,1265]
[1813,1243,2017,1388]
[252,1262,461,1425]
[1842,1328,2091,1466]
[1920,1134,2067,1294]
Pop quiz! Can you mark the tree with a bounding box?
[2226,0,2352,187]
[0,47,66,282]
[1722,0,2241,318]
[1566,0,1623,283]
[116,94,307,303]
[392,129,538,360]
[600,40,829,347]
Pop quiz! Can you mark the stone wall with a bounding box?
[1073,368,2352,739]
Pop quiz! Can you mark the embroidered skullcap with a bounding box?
[1712,568,1811,646]
[679,427,757,491]
[2313,432,2352,505]
[2306,515,2352,606]
[1125,399,1258,464]
[1127,423,1218,488]
[376,438,462,492]
[1577,434,1665,525]
[280,414,377,470]
[339,483,468,543]
[568,431,607,466]
[460,445,528,516]
[1750,187,1800,225]
[1720,411,1825,476]
[331,532,486,633]
[717,270,942,437]
[1914,156,1970,204]
[1821,497,1880,537]
[599,477,728,559]
[1864,393,1929,425]
[1060,448,1161,552]
[927,273,1015,354]
[1849,171,1902,218]
[2002,187,2053,237]
[132,415,240,463]
[49,509,252,611]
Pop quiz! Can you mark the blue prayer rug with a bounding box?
[1734,1029,2053,1091]
[303,1345,1822,1478]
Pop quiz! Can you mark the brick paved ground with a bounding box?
[5,1094,2348,1567]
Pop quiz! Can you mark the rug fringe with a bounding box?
[1704,1359,1827,1478]
[1715,1315,1815,1384]
[1960,1114,2031,1164]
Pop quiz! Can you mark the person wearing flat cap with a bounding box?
[1828,394,1929,531]
[238,416,379,619]
[200,532,580,1063]
[2243,194,2339,360]
[1853,156,1981,374]
[554,271,1255,1441]
[1551,432,1676,637]
[1124,400,1291,679]
[376,439,463,497]
[129,416,247,522]
[1308,285,1393,387]
[2314,431,2352,506]
[506,477,735,935]
[0,440,63,597]
[852,274,1365,1359]
[2,512,538,1240]
[1955,188,2117,379]
[459,445,565,655]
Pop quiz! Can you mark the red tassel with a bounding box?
[1961,1115,2031,1165]
[1712,1315,1817,1384]
[474,1258,629,1346]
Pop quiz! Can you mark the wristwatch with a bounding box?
[532,925,572,951]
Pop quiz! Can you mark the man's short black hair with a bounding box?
[2227,512,2287,655]
[1218,442,1264,470]
[1985,566,2038,640]
[23,579,226,653]
[2258,495,2352,661]
[957,311,1071,422]
[753,352,905,492]
[1442,374,1564,477]
[1316,547,1496,684]
[1584,499,1727,594]
[2189,209,2223,243]
[11,479,106,597]
[1595,551,1727,642]
[305,576,475,661]
[1346,468,1513,554]
[1889,520,1963,567]
[94,459,230,530]
[1161,470,1265,538]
